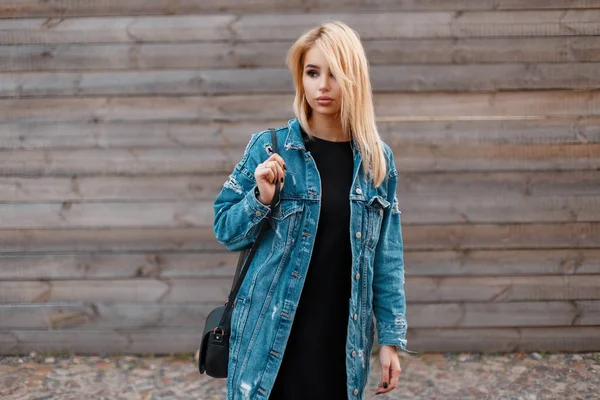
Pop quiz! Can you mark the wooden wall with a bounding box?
[1,1,599,355]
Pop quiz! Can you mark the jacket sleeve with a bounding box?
[372,149,415,353]
[213,132,272,251]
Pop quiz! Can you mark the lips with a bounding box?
[316,96,333,105]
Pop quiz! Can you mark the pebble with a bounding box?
[530,352,543,360]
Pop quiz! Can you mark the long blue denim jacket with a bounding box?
[213,117,410,400]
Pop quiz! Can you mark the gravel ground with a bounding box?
[1,352,599,399]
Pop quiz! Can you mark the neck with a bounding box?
[307,113,347,142]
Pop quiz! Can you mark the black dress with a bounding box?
[269,128,354,400]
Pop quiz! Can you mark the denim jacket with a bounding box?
[213,118,410,400]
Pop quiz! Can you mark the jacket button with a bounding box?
[255,210,262,216]
[356,188,362,195]
[353,313,358,320]
[353,388,359,395]
[355,232,361,239]
[355,273,360,280]
[379,209,384,216]
[351,350,356,357]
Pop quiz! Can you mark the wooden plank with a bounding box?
[1,249,599,280]
[406,222,600,251]
[0,227,219,253]
[2,11,600,45]
[1,0,597,19]
[395,143,600,172]
[0,191,598,229]
[0,120,283,150]
[1,300,598,330]
[0,201,214,229]
[400,194,600,224]
[2,118,599,151]
[0,171,597,203]
[398,171,600,197]
[0,148,238,176]
[4,37,600,72]
[0,175,227,202]
[3,277,600,304]
[0,223,597,253]
[0,303,214,329]
[0,301,597,330]
[2,328,201,355]
[405,249,600,277]
[0,252,239,280]
[3,63,600,96]
[2,143,597,176]
[408,301,600,328]
[406,276,600,303]
[2,91,600,124]
[406,327,600,352]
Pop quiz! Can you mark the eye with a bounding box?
[306,70,318,77]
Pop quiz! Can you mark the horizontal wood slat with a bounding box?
[1,1,597,18]
[1,301,598,329]
[0,171,597,202]
[0,192,597,227]
[0,249,599,280]
[2,276,600,304]
[2,63,600,96]
[2,118,599,150]
[405,326,600,352]
[2,91,599,124]
[2,11,600,45]
[0,144,598,176]
[0,223,597,253]
[4,37,600,72]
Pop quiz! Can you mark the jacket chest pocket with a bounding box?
[364,195,390,250]
[270,200,304,250]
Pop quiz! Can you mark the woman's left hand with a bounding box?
[375,345,401,395]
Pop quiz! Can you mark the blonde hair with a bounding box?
[286,21,387,187]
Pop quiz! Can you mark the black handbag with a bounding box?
[198,128,281,378]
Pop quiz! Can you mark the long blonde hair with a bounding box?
[286,21,387,187]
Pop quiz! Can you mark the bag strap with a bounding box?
[218,128,280,329]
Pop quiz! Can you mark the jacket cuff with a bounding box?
[243,184,271,224]
[377,322,417,354]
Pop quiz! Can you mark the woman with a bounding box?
[213,21,412,400]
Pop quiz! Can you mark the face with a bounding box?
[302,46,342,117]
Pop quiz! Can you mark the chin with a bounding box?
[311,104,341,116]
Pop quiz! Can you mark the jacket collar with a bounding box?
[283,117,359,154]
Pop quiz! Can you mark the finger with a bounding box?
[376,360,391,394]
[389,361,401,390]
[273,161,285,185]
[256,163,275,183]
[265,161,279,184]
[266,153,286,171]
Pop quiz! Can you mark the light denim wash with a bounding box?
[213,117,412,399]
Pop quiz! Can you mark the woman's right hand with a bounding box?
[254,153,286,205]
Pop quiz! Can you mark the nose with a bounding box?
[318,74,330,92]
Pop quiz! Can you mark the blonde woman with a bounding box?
[213,21,413,400]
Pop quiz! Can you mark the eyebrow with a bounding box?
[304,64,320,69]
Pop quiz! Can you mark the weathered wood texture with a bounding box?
[2,277,600,304]
[3,37,600,72]
[1,300,599,330]
[3,63,600,95]
[1,0,598,19]
[2,11,600,45]
[1,4,599,355]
